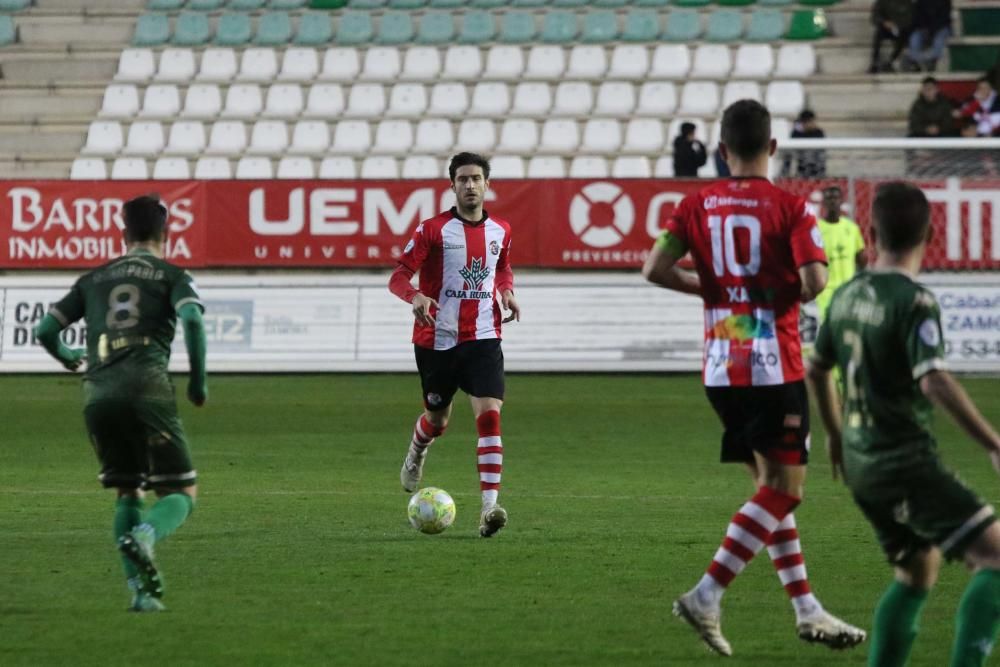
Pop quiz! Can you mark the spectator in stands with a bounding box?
[908,76,955,137]
[954,77,1000,136]
[869,0,914,73]
[781,110,827,178]
[904,0,952,72]
[672,122,707,178]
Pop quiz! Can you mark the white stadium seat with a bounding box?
[304,84,345,118]
[100,84,140,118]
[194,157,232,179]
[290,121,330,154]
[722,81,763,108]
[609,45,649,79]
[70,158,108,180]
[152,157,190,179]
[569,156,609,178]
[346,83,386,117]
[496,119,538,153]
[401,46,441,80]
[401,155,440,179]
[331,120,372,154]
[470,82,510,117]
[264,84,304,118]
[650,44,691,78]
[236,157,273,179]
[484,46,524,80]
[709,119,722,149]
[360,156,398,179]
[489,156,525,179]
[612,156,652,178]
[654,156,674,177]
[595,82,635,117]
[362,46,401,81]
[165,121,206,155]
[678,81,720,115]
[277,156,315,179]
[82,121,124,155]
[238,48,279,82]
[553,82,593,116]
[733,45,774,79]
[775,44,817,78]
[206,121,247,155]
[319,156,357,178]
[766,81,805,115]
[526,156,565,178]
[181,84,222,118]
[539,119,579,152]
[248,120,289,154]
[140,85,181,118]
[636,82,677,116]
[442,45,482,80]
[279,48,319,82]
[372,120,414,154]
[692,45,732,78]
[566,45,606,79]
[156,48,196,82]
[511,82,551,116]
[525,45,565,80]
[387,84,427,117]
[198,48,238,82]
[622,119,665,153]
[772,117,793,141]
[115,48,155,82]
[222,84,263,118]
[320,47,360,81]
[111,157,149,180]
[414,119,453,153]
[456,119,496,153]
[581,119,622,154]
[428,83,468,116]
[123,121,165,155]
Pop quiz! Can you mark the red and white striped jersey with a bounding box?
[391,208,514,350]
[665,178,827,387]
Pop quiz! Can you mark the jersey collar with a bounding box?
[450,206,489,226]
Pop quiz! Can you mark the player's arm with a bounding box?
[921,371,1000,469]
[642,230,701,296]
[495,236,520,324]
[798,262,828,302]
[854,224,869,270]
[389,223,437,326]
[807,322,845,480]
[179,303,207,407]
[789,201,829,302]
[33,314,84,372]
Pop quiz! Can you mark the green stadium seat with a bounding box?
[417,12,454,43]
[231,0,266,9]
[429,0,464,7]
[758,0,792,5]
[336,11,373,43]
[706,9,743,41]
[541,11,577,43]
[786,9,827,39]
[216,13,252,45]
[173,12,211,45]
[673,0,711,7]
[471,0,506,7]
[623,10,659,41]
[256,12,292,44]
[377,12,414,44]
[746,8,784,40]
[582,11,617,42]
[511,0,548,6]
[801,0,840,5]
[594,0,629,7]
[271,0,309,8]
[718,0,756,6]
[460,11,496,43]
[310,0,348,7]
[553,0,588,6]
[664,9,701,41]
[0,15,15,45]
[148,0,184,10]
[189,0,225,9]
[295,11,333,44]
[635,0,670,6]
[500,11,536,42]
[349,0,386,7]
[389,0,426,7]
[133,14,170,46]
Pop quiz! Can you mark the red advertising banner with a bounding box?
[1,178,997,270]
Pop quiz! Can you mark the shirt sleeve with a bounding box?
[663,196,692,250]
[789,198,828,267]
[906,289,947,379]
[397,221,432,273]
[171,271,205,314]
[495,233,514,294]
[49,280,85,328]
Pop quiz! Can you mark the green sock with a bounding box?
[142,493,194,544]
[114,496,144,579]
[950,569,1000,667]
[869,580,929,667]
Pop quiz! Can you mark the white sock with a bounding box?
[694,573,725,608]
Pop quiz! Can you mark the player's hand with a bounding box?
[989,448,1000,475]
[61,348,85,372]
[501,290,520,324]
[826,434,845,482]
[187,381,208,407]
[412,293,438,327]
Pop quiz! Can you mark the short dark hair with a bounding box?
[123,195,167,243]
[872,182,930,253]
[798,109,816,123]
[680,121,696,136]
[822,185,842,197]
[720,99,771,161]
[448,152,490,181]
[922,76,937,86]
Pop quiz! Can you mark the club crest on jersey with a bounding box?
[489,240,500,256]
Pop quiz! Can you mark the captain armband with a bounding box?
[654,230,689,258]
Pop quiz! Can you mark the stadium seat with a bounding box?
[654,157,675,177]
[540,119,579,152]
[541,11,578,43]
[771,117,792,140]
[470,0,505,7]
[346,83,386,117]
[500,12,536,43]
[428,82,468,116]
[239,48,280,82]
[722,80,762,107]
[413,119,453,153]
[349,0,386,7]
[567,45,606,79]
[401,156,440,179]
[470,82,510,116]
[331,119,372,153]
[733,44,774,78]
[679,82,719,115]
[664,10,701,41]
[134,14,170,46]
[236,157,274,179]
[232,0,266,8]
[609,45,649,78]
[612,156,652,178]
[372,120,414,154]
[115,49,156,82]
[442,45,481,79]
[0,0,32,8]
[582,119,621,153]
[363,46,401,80]
[496,119,538,152]
[70,158,108,180]
[277,157,315,179]
[189,0,225,8]
[569,156,609,178]
[674,0,710,6]
[706,9,744,42]
[216,13,252,46]
[111,158,150,180]
[719,0,755,6]
[100,85,140,118]
[456,119,496,153]
[460,11,495,43]
[401,46,440,80]
[173,12,211,46]
[279,48,320,81]
[692,44,732,77]
[140,85,182,118]
[484,45,524,80]
[0,15,13,46]
[526,45,566,79]
[390,0,427,8]
[207,121,248,154]
[766,80,805,114]
[320,47,360,80]
[512,0,546,6]
[759,0,793,5]
[272,0,309,8]
[650,44,691,78]
[527,156,565,178]
[290,120,331,153]
[165,121,207,155]
[636,81,677,115]
[264,84,304,117]
[775,43,816,77]
[595,82,635,117]
[223,84,263,118]
[387,83,428,117]
[198,48,238,81]
[319,157,356,178]
[582,11,617,42]
[123,121,165,155]
[623,10,660,42]
[489,156,525,179]
[156,48,197,82]
[182,84,223,118]
[249,120,290,154]
[747,9,785,41]
[360,156,398,179]
[418,13,454,44]
[378,13,415,45]
[295,13,333,45]
[194,157,233,179]
[257,13,293,46]
[336,12,373,44]
[304,84,345,117]
[554,82,593,115]
[622,118,665,152]
[512,82,552,116]
[430,0,463,6]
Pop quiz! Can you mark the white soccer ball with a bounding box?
[407,487,457,535]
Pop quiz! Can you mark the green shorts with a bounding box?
[84,398,196,491]
[849,456,994,564]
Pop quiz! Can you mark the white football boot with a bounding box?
[796,609,867,649]
[672,591,733,657]
[400,449,425,493]
[479,504,508,538]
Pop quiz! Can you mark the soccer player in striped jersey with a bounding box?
[389,152,520,538]
[810,182,1000,667]
[643,100,866,655]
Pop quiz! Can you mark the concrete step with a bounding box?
[0,159,72,179]
[16,16,134,47]
[0,56,117,84]
[0,129,84,155]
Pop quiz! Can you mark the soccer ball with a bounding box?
[407,487,456,535]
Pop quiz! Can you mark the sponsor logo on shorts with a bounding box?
[426,393,442,407]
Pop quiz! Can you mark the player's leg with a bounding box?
[950,518,1000,666]
[867,547,939,667]
[401,345,459,492]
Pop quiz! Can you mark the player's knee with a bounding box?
[424,413,449,433]
[896,548,941,590]
[116,487,142,499]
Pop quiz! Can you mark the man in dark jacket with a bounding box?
[908,76,954,136]
[869,0,914,73]
[672,122,707,177]
[906,0,952,72]
[781,110,827,178]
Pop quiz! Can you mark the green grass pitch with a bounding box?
[2,374,998,666]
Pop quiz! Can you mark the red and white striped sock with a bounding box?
[766,513,821,618]
[695,486,801,606]
[476,410,502,508]
[408,414,444,459]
